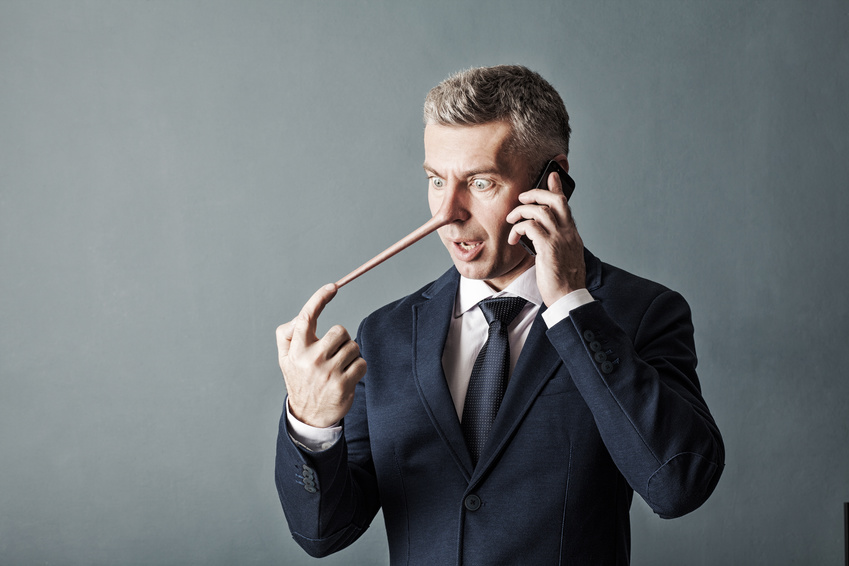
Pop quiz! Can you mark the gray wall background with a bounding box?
[2,1,847,564]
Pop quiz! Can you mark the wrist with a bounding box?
[541,288,595,328]
[286,397,341,430]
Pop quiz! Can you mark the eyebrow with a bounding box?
[422,163,502,178]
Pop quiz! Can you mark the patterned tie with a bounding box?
[461,296,528,465]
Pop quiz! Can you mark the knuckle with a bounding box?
[325,324,350,342]
[330,324,349,337]
[344,340,361,355]
[350,357,368,377]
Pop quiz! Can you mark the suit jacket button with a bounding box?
[594,351,607,363]
[464,494,482,511]
[583,330,595,341]
[601,361,614,374]
[589,340,602,352]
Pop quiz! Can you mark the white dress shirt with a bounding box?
[287,265,594,451]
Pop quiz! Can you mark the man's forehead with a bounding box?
[423,122,520,174]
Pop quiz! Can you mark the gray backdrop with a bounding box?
[2,1,847,565]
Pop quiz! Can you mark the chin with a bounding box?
[470,257,533,287]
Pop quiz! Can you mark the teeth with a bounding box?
[458,242,479,250]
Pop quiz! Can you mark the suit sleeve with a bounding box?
[545,290,724,518]
[274,321,380,557]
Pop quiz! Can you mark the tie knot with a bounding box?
[478,296,528,328]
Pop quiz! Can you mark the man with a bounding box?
[275,65,724,565]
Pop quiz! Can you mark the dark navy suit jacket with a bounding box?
[276,250,724,565]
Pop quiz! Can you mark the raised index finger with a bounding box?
[293,283,338,345]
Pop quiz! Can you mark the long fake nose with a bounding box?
[334,182,463,288]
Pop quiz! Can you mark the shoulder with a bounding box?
[587,249,692,326]
[597,258,672,301]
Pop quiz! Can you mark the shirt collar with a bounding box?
[454,265,542,317]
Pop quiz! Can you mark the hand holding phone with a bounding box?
[519,160,576,256]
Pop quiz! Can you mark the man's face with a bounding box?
[423,121,535,291]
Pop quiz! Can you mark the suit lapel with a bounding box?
[411,270,475,478]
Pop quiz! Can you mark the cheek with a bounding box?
[427,191,441,215]
[485,203,516,238]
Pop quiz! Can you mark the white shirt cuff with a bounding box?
[285,397,343,452]
[541,288,595,328]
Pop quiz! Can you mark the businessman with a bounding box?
[275,65,724,565]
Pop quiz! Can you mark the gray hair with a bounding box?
[423,65,571,172]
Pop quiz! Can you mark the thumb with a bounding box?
[547,170,564,195]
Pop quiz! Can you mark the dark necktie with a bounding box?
[461,296,528,466]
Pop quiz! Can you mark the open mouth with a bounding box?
[452,240,484,260]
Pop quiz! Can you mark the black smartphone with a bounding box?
[519,160,576,256]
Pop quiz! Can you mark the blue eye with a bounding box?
[431,177,445,188]
[473,179,492,190]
